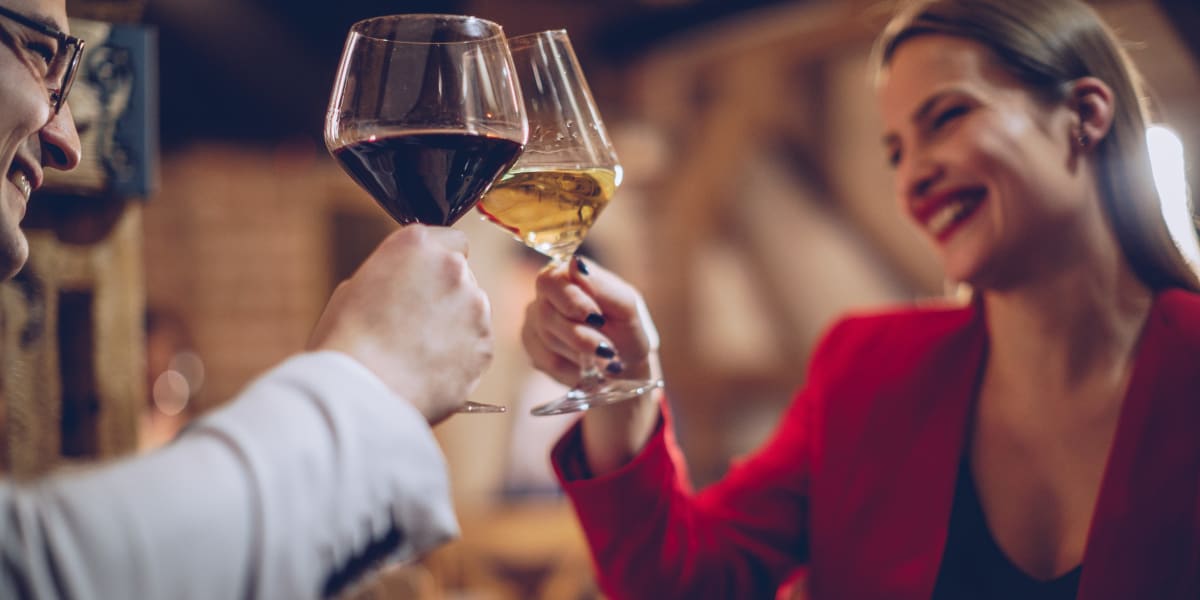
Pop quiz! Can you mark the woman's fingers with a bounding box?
[531,295,617,357]
[536,261,604,325]
[523,301,615,384]
[569,258,658,363]
[523,257,660,384]
[570,258,642,324]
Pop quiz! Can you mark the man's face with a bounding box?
[0,0,81,280]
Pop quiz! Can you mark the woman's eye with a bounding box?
[887,148,901,169]
[933,105,968,130]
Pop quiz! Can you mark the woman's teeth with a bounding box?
[928,192,983,237]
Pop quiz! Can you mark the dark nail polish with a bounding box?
[606,361,624,375]
[586,313,606,328]
[595,343,616,359]
[575,257,590,275]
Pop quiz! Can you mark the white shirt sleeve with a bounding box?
[0,351,458,600]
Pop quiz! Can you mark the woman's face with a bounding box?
[0,0,80,279]
[878,34,1093,289]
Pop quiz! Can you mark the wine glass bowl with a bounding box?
[477,30,663,416]
[326,14,527,414]
[327,15,526,227]
[480,166,621,261]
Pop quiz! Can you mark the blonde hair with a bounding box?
[876,0,1200,292]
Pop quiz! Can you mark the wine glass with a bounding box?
[477,30,663,416]
[326,14,528,414]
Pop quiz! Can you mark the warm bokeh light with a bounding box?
[152,370,190,417]
[169,350,206,397]
[1147,125,1199,268]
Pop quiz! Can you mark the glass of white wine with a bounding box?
[478,29,663,416]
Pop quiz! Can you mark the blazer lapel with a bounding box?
[1079,290,1200,599]
[817,305,988,599]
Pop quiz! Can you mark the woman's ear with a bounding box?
[1069,76,1114,150]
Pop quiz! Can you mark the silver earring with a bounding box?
[1077,133,1090,149]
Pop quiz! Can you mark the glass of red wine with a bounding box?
[326,14,528,413]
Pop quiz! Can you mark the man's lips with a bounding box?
[10,171,32,200]
[8,154,43,202]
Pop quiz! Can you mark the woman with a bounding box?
[521,0,1200,598]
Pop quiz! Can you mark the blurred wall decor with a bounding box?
[53,19,157,198]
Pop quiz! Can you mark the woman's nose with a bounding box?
[901,156,943,202]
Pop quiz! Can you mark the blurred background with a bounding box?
[6,0,1199,598]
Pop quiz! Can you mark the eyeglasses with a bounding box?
[0,3,85,114]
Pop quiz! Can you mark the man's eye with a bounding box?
[25,40,55,68]
[933,105,968,130]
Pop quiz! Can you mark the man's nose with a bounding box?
[40,103,83,171]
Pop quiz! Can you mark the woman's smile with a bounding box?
[914,185,988,242]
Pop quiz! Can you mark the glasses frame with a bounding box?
[0,3,85,113]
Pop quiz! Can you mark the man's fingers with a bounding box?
[396,224,471,257]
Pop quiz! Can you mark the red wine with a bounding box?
[333,132,523,226]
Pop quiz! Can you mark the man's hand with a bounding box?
[309,225,493,424]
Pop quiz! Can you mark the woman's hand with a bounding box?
[522,257,659,385]
[521,257,663,475]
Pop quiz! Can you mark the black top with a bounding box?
[931,461,1083,599]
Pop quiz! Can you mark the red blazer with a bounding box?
[553,289,1200,599]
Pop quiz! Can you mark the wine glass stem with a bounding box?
[548,253,609,391]
[576,359,607,391]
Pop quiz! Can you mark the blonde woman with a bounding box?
[522,0,1200,597]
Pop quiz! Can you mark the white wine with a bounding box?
[479,167,620,259]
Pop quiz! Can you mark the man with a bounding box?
[0,0,493,597]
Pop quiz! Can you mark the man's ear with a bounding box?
[1068,76,1115,150]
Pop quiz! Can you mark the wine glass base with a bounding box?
[530,378,664,416]
[461,401,507,414]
